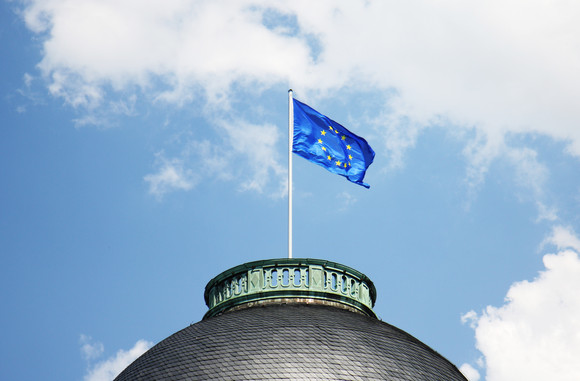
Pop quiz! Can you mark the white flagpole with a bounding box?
[288,89,293,259]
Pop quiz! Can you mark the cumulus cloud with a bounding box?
[83,339,152,381]
[21,0,580,112]
[461,226,580,381]
[17,0,580,196]
[21,0,312,107]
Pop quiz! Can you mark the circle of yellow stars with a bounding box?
[317,125,353,169]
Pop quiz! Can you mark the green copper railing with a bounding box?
[203,258,377,318]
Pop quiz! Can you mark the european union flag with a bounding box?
[293,99,375,188]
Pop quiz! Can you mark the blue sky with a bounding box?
[2,1,580,380]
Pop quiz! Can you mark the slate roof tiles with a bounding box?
[115,304,467,380]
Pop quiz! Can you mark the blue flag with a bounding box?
[293,98,375,188]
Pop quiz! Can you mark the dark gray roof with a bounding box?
[115,303,467,380]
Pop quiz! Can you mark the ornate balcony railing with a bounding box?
[204,258,377,318]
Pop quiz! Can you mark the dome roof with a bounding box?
[115,259,466,380]
[116,303,466,380]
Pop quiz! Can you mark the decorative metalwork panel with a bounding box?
[204,259,376,318]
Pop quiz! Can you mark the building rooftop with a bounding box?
[115,258,467,380]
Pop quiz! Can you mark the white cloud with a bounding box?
[22,0,580,132]
[79,335,104,361]
[460,130,505,206]
[215,119,287,197]
[462,226,580,381]
[504,146,555,219]
[459,134,555,214]
[144,153,198,198]
[505,147,548,198]
[185,139,234,183]
[23,73,33,87]
[21,0,312,107]
[369,102,426,171]
[83,339,152,381]
[18,0,580,196]
[542,225,580,252]
[460,310,478,329]
[535,202,558,223]
[459,363,481,381]
[142,119,286,198]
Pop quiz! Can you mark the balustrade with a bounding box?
[204,259,376,318]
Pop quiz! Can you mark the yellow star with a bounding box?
[341,135,346,140]
[335,160,342,166]
[346,145,351,150]
[318,139,323,144]
[348,154,353,160]
[327,155,332,160]
[348,162,351,166]
[329,126,334,132]
[321,130,326,136]
[343,163,347,168]
[322,146,326,151]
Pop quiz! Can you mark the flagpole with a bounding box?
[288,89,293,259]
